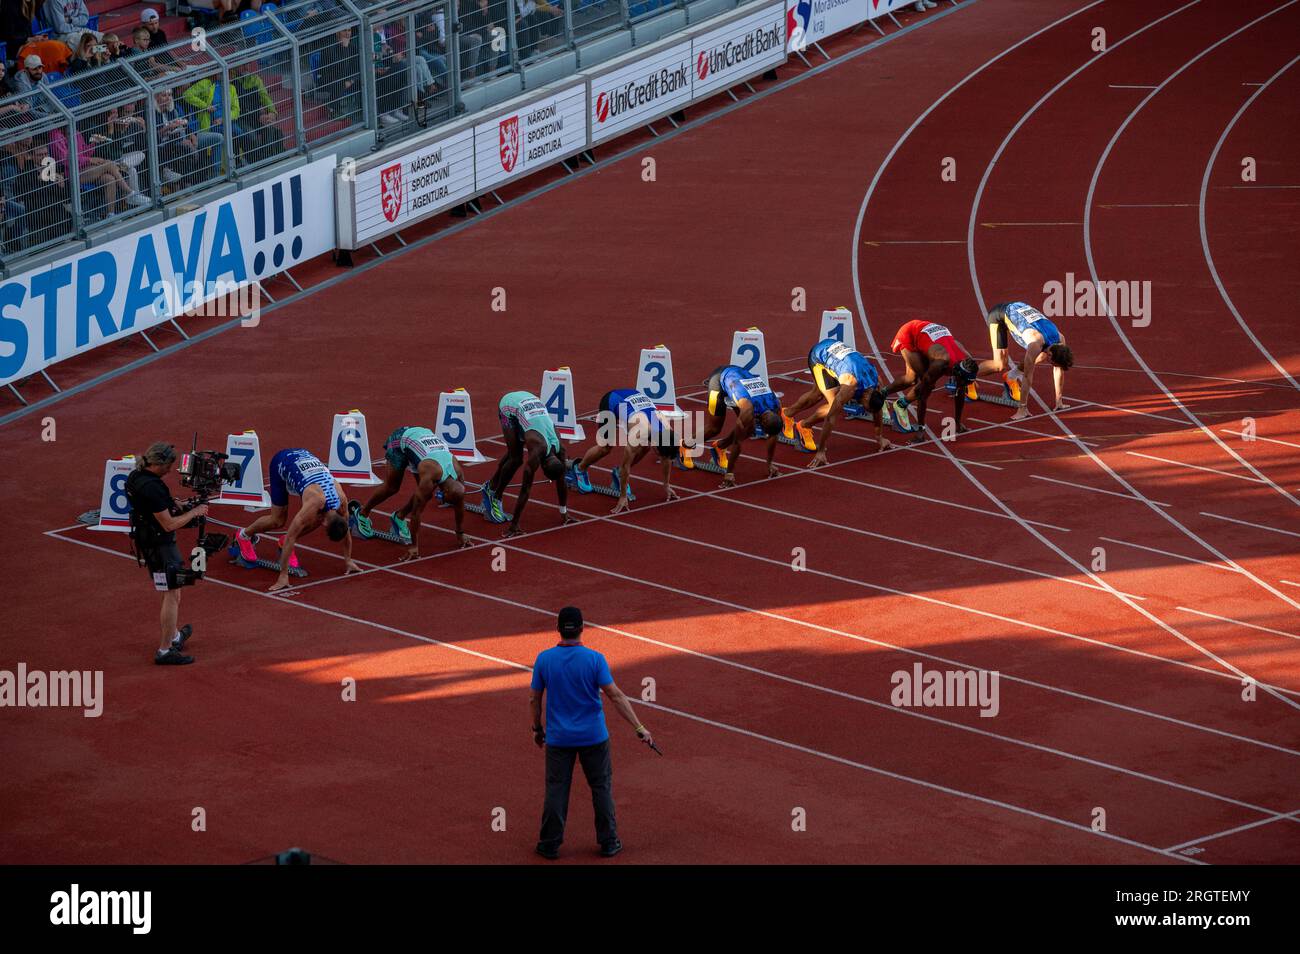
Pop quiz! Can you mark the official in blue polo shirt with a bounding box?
[530,606,655,860]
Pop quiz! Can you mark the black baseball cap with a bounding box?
[557,606,583,637]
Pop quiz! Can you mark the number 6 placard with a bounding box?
[327,410,382,485]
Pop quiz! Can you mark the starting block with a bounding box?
[461,483,513,522]
[212,430,272,509]
[88,457,136,532]
[946,378,1020,408]
[328,410,382,485]
[675,446,726,475]
[754,419,814,451]
[565,461,628,499]
[636,345,685,417]
[540,368,586,442]
[226,541,308,578]
[348,500,407,544]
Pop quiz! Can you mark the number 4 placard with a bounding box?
[437,389,488,464]
[328,410,382,485]
[540,367,585,442]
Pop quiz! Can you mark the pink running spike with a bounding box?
[236,531,259,563]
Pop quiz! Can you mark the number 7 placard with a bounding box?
[213,430,273,508]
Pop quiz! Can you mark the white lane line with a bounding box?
[1282,580,1300,588]
[1072,364,1296,389]
[1220,429,1300,450]
[1199,51,1300,390]
[1165,808,1300,852]
[49,521,1300,757]
[1174,606,1300,642]
[1109,84,1160,88]
[1201,512,1300,540]
[1082,0,1300,510]
[44,528,1206,865]
[453,478,1300,698]
[1126,451,1266,483]
[967,415,1102,447]
[951,0,1300,708]
[1031,474,1171,507]
[1099,536,1238,573]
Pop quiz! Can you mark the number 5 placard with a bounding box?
[327,410,382,485]
[436,389,488,464]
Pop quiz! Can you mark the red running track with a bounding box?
[2,0,1297,864]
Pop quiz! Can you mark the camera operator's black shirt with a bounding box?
[126,469,176,544]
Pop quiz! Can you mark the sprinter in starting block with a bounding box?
[487,391,576,537]
[978,301,1074,419]
[569,389,681,512]
[883,320,979,441]
[701,365,783,485]
[351,426,470,557]
[234,448,359,591]
[783,339,890,467]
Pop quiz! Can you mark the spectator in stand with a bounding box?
[371,21,410,126]
[13,55,52,116]
[127,24,182,76]
[413,11,450,95]
[101,103,150,200]
[6,136,73,243]
[67,31,110,74]
[182,76,236,174]
[16,35,74,73]
[379,17,436,105]
[49,125,149,216]
[458,0,495,80]
[1,3,37,63]
[41,0,102,46]
[232,60,284,164]
[153,88,216,186]
[0,134,28,247]
[317,27,360,121]
[102,33,126,61]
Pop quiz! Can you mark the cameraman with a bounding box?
[126,442,207,666]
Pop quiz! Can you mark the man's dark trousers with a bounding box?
[538,739,617,850]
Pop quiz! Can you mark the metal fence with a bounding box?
[0,0,709,271]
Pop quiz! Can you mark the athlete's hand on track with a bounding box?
[767,463,780,479]
[719,474,737,489]
[399,546,419,562]
[611,497,631,515]
[559,513,579,526]
[344,560,362,575]
[269,576,291,592]
[878,438,893,453]
[664,486,680,502]
[502,526,524,538]
[807,450,827,469]
[456,534,473,549]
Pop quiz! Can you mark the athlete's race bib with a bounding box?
[518,399,548,421]
[295,459,329,480]
[625,393,655,414]
[826,342,854,361]
[1007,302,1045,326]
[741,376,771,396]
[416,434,448,454]
[921,323,952,340]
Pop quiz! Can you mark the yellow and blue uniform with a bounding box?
[706,365,780,417]
[991,301,1062,349]
[808,338,880,401]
